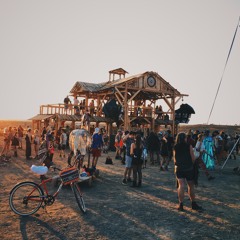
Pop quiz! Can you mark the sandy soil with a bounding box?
[0,136,240,240]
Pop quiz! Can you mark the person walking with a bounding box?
[174,132,202,211]
[130,134,143,187]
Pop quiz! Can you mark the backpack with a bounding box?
[105,156,113,164]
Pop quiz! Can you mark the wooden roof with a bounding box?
[109,68,129,75]
[70,71,185,99]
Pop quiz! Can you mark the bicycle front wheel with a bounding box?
[71,182,86,213]
[9,181,44,216]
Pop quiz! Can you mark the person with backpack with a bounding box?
[130,134,143,187]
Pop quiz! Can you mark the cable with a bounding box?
[207,17,240,124]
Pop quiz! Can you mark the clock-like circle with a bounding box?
[147,76,156,87]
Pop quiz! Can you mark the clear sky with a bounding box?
[0,0,239,125]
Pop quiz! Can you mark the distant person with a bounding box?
[122,131,135,185]
[11,127,19,157]
[73,96,80,115]
[33,129,40,159]
[130,134,143,187]
[115,130,123,160]
[146,131,160,165]
[1,127,12,157]
[60,129,67,158]
[17,125,24,149]
[202,130,215,170]
[64,95,71,114]
[41,126,47,141]
[91,128,103,168]
[89,100,95,116]
[174,132,202,211]
[25,128,32,160]
[194,134,215,181]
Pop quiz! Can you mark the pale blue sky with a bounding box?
[0,0,239,125]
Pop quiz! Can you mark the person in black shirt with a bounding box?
[174,132,202,211]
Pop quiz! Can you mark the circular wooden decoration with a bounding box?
[147,76,156,87]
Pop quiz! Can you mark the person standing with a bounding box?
[146,131,160,165]
[115,130,123,160]
[17,125,24,149]
[160,132,169,171]
[64,95,71,114]
[174,132,202,211]
[33,129,40,159]
[122,131,135,185]
[1,127,12,157]
[194,134,215,181]
[11,128,19,157]
[60,129,67,158]
[25,128,32,160]
[91,128,103,168]
[130,134,143,187]
[202,130,215,170]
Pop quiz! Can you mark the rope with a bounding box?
[207,17,240,124]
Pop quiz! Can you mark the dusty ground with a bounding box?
[0,136,239,240]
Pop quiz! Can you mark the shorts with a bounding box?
[92,148,101,157]
[125,155,132,168]
[61,144,66,150]
[176,169,194,181]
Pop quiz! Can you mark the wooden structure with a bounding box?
[30,68,188,136]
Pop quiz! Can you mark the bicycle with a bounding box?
[9,165,86,216]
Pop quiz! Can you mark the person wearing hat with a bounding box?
[91,127,103,168]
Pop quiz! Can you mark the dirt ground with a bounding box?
[0,136,239,240]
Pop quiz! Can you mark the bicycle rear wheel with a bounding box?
[9,181,44,216]
[71,182,86,213]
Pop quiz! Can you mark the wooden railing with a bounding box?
[40,104,75,115]
[39,103,170,120]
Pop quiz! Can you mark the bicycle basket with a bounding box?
[60,167,79,185]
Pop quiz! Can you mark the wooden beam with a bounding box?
[114,87,125,100]
[162,93,173,110]
[114,92,123,105]
[129,90,141,102]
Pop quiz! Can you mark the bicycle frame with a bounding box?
[39,175,64,200]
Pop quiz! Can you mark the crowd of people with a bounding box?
[1,124,239,211]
